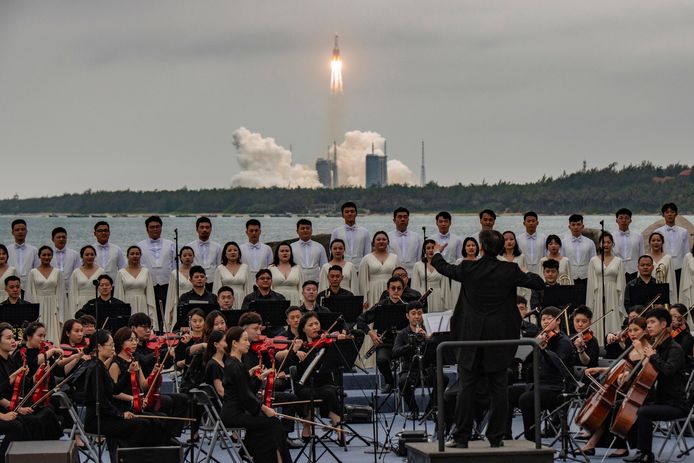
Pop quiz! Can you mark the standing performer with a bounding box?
[164,246,194,331]
[239,219,273,283]
[358,231,400,306]
[540,235,573,283]
[67,245,104,319]
[562,214,596,287]
[612,208,644,281]
[655,202,690,291]
[269,242,304,306]
[680,243,694,310]
[412,239,451,312]
[0,244,17,302]
[586,232,625,341]
[187,217,222,283]
[50,227,80,291]
[432,230,544,448]
[318,239,359,295]
[647,232,678,305]
[291,219,328,283]
[387,207,423,274]
[92,221,126,281]
[221,326,291,463]
[516,211,547,274]
[115,246,157,330]
[430,211,463,263]
[6,219,38,288]
[330,201,371,267]
[212,241,249,309]
[26,246,66,342]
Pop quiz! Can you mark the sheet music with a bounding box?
[422,310,453,333]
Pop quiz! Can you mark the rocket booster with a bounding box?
[332,35,340,60]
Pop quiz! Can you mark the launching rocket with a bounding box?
[332,35,340,60]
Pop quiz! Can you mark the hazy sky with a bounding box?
[1,0,693,198]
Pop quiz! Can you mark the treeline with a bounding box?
[1,162,692,215]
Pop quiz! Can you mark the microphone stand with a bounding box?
[173,228,180,333]
[599,220,607,340]
[91,279,103,463]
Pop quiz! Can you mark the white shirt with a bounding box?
[51,247,81,290]
[94,242,127,280]
[330,224,371,267]
[516,231,547,274]
[611,228,645,275]
[240,241,274,274]
[137,237,176,286]
[290,239,328,283]
[431,231,463,263]
[655,224,690,270]
[187,239,222,279]
[7,242,39,287]
[561,234,597,280]
[387,229,424,274]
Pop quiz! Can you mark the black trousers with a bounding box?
[85,414,167,447]
[221,409,291,463]
[628,403,688,453]
[153,284,169,330]
[158,392,189,436]
[376,344,394,387]
[398,364,447,413]
[508,383,563,441]
[452,364,508,444]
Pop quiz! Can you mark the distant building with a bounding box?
[366,154,387,187]
[316,158,334,188]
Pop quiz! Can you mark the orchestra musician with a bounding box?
[571,306,600,368]
[507,306,574,441]
[317,265,355,301]
[1,275,25,305]
[604,305,642,359]
[517,296,540,337]
[356,275,408,393]
[530,259,561,309]
[221,326,291,463]
[432,230,544,448]
[82,329,169,447]
[669,303,694,367]
[241,269,287,310]
[622,307,688,463]
[295,311,348,444]
[203,330,227,399]
[623,255,656,310]
[0,322,63,462]
[392,303,447,416]
[576,316,650,458]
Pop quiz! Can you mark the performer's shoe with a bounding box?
[624,451,652,462]
[489,440,504,448]
[286,438,304,449]
[607,449,629,458]
[444,438,468,449]
[572,448,595,456]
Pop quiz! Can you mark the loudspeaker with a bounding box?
[5,440,76,463]
[117,446,183,463]
[396,430,428,456]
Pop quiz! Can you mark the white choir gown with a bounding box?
[67,267,104,318]
[650,254,678,305]
[679,253,694,323]
[358,253,401,306]
[318,262,359,295]
[25,268,66,343]
[0,266,17,301]
[539,257,574,284]
[212,264,250,310]
[411,261,452,312]
[164,270,193,332]
[114,268,158,330]
[269,265,303,306]
[586,256,625,342]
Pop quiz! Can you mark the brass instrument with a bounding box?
[655,263,667,284]
[558,273,572,285]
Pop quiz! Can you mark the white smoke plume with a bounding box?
[335,130,415,186]
[231,127,414,188]
[231,127,322,189]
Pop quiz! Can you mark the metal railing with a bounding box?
[436,338,543,451]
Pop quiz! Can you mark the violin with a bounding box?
[59,343,82,357]
[145,333,182,350]
[671,324,686,339]
[537,329,558,349]
[251,335,292,354]
[9,347,27,410]
[581,330,593,342]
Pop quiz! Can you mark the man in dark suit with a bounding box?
[432,230,544,448]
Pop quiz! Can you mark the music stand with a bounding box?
[627,284,670,306]
[93,303,131,332]
[372,304,409,334]
[249,300,290,332]
[0,303,39,338]
[543,285,585,308]
[220,309,248,328]
[323,296,364,324]
[176,301,220,328]
[422,310,452,334]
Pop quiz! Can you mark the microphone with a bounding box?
[92,279,100,287]
[599,220,604,227]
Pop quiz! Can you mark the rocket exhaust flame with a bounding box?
[330,35,343,93]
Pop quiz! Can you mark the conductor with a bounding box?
[432,230,544,448]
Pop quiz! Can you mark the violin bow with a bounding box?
[570,310,614,341]
[14,352,64,411]
[302,315,344,359]
[276,413,355,435]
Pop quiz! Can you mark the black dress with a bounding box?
[0,353,63,461]
[83,359,167,447]
[221,357,290,463]
[294,343,341,419]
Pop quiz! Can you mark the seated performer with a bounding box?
[669,303,694,367]
[241,269,287,310]
[221,326,291,463]
[577,316,650,458]
[356,276,408,393]
[82,329,169,447]
[624,307,689,463]
[604,305,642,359]
[378,267,421,303]
[517,295,540,337]
[623,255,656,309]
[203,330,227,399]
[1,275,25,305]
[77,274,125,318]
[571,306,600,368]
[178,265,218,307]
[317,265,355,301]
[530,259,561,308]
[507,306,575,441]
[295,311,348,444]
[0,322,63,462]
[392,303,447,415]
[216,286,235,311]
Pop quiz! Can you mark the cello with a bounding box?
[609,330,669,439]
